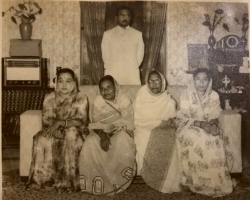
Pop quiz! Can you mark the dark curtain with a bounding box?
[141,2,167,84]
[80,2,106,85]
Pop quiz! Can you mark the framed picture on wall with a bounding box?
[187,44,209,72]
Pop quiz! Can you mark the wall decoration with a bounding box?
[2,0,42,40]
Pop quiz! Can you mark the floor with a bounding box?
[2,147,250,200]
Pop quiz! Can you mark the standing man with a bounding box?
[101,6,144,85]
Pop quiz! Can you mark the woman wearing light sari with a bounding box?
[79,75,136,196]
[176,68,233,197]
[134,70,181,193]
[26,68,89,192]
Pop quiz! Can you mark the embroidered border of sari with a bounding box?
[141,121,176,191]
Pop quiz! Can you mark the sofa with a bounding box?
[20,85,242,180]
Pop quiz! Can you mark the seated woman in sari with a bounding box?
[26,68,89,192]
[176,68,233,197]
[134,70,181,193]
[79,75,136,196]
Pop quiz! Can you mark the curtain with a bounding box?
[80,2,106,85]
[141,2,167,84]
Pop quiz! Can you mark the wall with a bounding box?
[2,1,248,86]
[166,2,248,85]
[2,0,80,87]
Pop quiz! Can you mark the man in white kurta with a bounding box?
[101,6,144,85]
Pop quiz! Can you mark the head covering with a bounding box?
[98,75,121,104]
[189,69,213,102]
[54,68,78,105]
[134,71,176,126]
[92,75,134,130]
[146,70,167,96]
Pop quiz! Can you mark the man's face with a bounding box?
[116,9,132,28]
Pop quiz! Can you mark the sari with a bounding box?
[26,80,89,191]
[176,78,233,197]
[79,79,136,196]
[134,70,181,193]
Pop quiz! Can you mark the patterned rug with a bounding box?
[3,169,250,200]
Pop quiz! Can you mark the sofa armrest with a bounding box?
[218,110,242,173]
[20,110,42,177]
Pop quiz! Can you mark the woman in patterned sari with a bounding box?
[176,68,233,197]
[79,75,136,196]
[134,70,181,193]
[26,68,89,192]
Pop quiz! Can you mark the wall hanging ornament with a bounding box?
[234,13,249,50]
[202,9,229,50]
[2,1,42,40]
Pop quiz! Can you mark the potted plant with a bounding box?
[202,9,229,50]
[2,0,42,40]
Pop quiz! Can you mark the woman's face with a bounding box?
[100,80,116,101]
[194,72,210,92]
[148,73,162,94]
[57,73,74,94]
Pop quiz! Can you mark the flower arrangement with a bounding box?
[235,13,249,36]
[2,0,42,24]
[202,9,229,34]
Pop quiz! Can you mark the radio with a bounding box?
[2,57,49,88]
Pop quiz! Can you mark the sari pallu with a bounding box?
[176,80,233,197]
[79,82,136,196]
[134,71,181,193]
[26,90,89,191]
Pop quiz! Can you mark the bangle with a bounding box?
[200,121,204,128]
[64,120,67,128]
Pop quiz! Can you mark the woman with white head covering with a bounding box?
[134,70,181,193]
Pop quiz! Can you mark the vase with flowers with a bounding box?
[235,13,249,49]
[202,9,229,50]
[2,0,42,40]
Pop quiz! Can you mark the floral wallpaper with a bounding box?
[166,2,248,85]
[2,0,81,88]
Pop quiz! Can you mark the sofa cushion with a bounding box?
[79,85,187,121]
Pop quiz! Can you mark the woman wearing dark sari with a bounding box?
[134,70,181,193]
[26,68,89,192]
[176,68,233,197]
[79,75,136,196]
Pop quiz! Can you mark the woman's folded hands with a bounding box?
[97,124,119,152]
[201,120,220,136]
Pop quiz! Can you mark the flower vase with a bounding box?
[19,18,32,40]
[208,31,216,50]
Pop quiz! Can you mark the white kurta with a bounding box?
[101,26,144,85]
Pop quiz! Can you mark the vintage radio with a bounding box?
[2,57,49,88]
